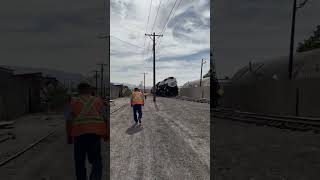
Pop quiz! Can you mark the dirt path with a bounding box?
[213,117,320,180]
[110,97,210,180]
[0,114,107,180]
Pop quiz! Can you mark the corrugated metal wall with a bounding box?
[179,86,210,100]
[0,72,32,121]
[110,85,121,100]
[220,80,320,117]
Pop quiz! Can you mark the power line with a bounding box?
[155,0,184,59]
[145,0,180,67]
[110,48,144,55]
[159,0,181,36]
[142,0,154,74]
[157,0,184,45]
[110,35,145,49]
[151,0,164,33]
[144,0,153,46]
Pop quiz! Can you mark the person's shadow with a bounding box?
[125,124,144,135]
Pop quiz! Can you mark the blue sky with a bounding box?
[110,0,210,86]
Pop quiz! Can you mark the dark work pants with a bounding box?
[133,104,142,123]
[74,134,102,180]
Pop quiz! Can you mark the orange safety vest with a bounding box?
[131,91,144,105]
[70,95,107,137]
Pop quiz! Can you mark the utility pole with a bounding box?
[97,63,107,97]
[141,72,148,99]
[92,70,99,96]
[288,0,309,80]
[97,32,110,99]
[200,59,206,99]
[200,59,206,87]
[145,32,163,102]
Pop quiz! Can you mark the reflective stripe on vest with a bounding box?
[132,92,144,105]
[71,96,107,137]
[73,96,102,122]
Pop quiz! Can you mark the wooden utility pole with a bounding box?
[288,0,297,80]
[145,32,163,102]
[97,32,110,99]
[93,70,99,96]
[141,72,148,99]
[288,0,309,80]
[200,59,206,99]
[200,59,206,87]
[97,63,107,97]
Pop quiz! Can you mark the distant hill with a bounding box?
[1,65,156,90]
[1,65,87,88]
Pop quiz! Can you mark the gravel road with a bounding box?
[110,97,210,180]
[0,114,107,180]
[0,97,209,180]
[213,117,320,180]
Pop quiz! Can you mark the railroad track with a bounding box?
[213,108,320,132]
[0,131,55,167]
[173,96,210,104]
[111,103,129,114]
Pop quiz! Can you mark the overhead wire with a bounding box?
[151,0,164,34]
[157,0,184,45]
[110,35,145,49]
[143,0,154,74]
[155,0,184,60]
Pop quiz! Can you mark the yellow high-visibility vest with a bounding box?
[70,96,107,137]
[131,92,144,105]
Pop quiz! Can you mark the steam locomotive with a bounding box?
[151,77,179,97]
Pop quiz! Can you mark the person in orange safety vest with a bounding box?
[131,87,144,126]
[65,82,108,180]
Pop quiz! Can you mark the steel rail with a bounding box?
[213,108,320,131]
[110,104,129,114]
[0,131,55,167]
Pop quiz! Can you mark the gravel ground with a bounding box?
[0,113,107,180]
[213,117,320,180]
[0,113,61,162]
[111,97,210,180]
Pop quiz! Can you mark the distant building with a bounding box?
[0,68,63,120]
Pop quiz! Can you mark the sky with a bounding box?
[0,0,107,77]
[213,0,320,79]
[110,0,210,87]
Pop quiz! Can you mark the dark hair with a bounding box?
[134,88,139,91]
[78,83,92,94]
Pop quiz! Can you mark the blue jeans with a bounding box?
[133,104,142,123]
[74,134,102,180]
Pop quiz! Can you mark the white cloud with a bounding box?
[111,0,210,86]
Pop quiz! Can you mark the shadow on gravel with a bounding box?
[125,125,144,135]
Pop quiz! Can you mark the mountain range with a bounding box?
[1,65,153,89]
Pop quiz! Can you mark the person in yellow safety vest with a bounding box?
[131,87,144,126]
[65,82,108,180]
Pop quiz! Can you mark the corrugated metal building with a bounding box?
[221,49,320,117]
